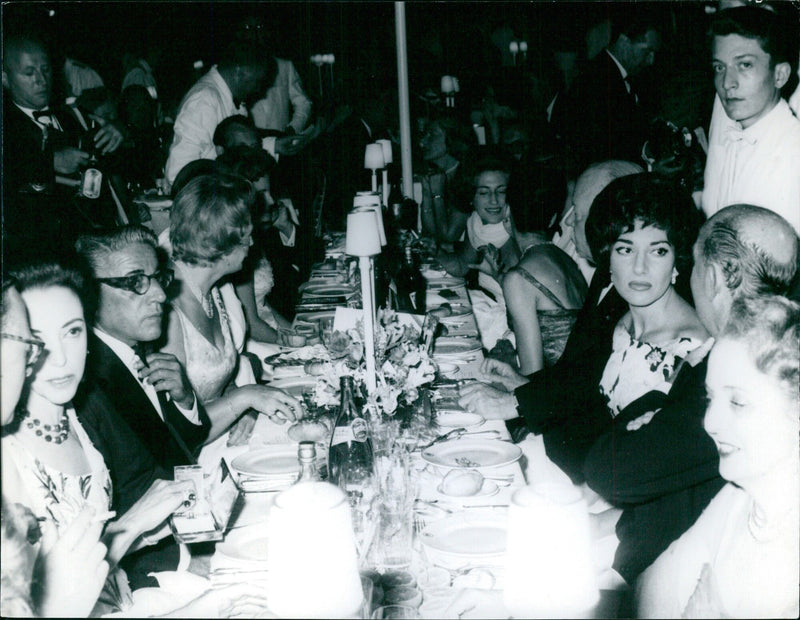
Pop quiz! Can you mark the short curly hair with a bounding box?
[585,172,702,280]
[169,173,254,266]
[721,294,800,409]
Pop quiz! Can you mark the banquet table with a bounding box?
[114,240,629,618]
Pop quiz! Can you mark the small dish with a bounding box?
[437,478,499,499]
[437,362,460,378]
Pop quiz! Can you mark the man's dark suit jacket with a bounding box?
[554,50,650,175]
[75,335,210,589]
[582,358,724,584]
[2,98,117,263]
[511,268,629,482]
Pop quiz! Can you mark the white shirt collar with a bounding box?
[14,102,57,129]
[93,327,140,371]
[605,49,629,82]
[208,65,244,114]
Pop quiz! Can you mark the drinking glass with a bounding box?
[371,605,420,619]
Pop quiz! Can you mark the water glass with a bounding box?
[371,605,420,619]
[368,504,414,570]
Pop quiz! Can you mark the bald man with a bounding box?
[583,204,798,584]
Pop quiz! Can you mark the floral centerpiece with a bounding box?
[311,308,437,420]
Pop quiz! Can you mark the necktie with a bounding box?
[134,342,197,465]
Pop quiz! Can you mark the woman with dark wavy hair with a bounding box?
[585,172,708,416]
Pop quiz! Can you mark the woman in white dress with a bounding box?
[637,295,799,618]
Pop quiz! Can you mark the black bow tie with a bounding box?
[32,109,53,125]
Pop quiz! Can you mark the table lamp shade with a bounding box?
[364,143,386,170]
[503,483,599,618]
[346,211,382,256]
[267,482,364,618]
[354,205,387,246]
[377,138,393,164]
[440,75,455,94]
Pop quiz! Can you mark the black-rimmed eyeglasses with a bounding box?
[1,333,45,367]
[96,269,174,296]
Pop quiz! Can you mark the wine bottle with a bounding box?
[395,246,426,314]
[294,441,321,484]
[328,376,374,493]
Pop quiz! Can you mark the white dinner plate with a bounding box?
[433,338,482,356]
[436,411,485,429]
[302,284,357,298]
[215,524,271,564]
[420,512,507,557]
[231,446,301,478]
[422,439,522,470]
[269,376,317,396]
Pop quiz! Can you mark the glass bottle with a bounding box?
[294,441,321,484]
[328,376,374,490]
[395,246,426,314]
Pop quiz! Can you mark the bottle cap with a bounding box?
[298,441,317,459]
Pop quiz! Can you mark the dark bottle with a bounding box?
[294,441,321,484]
[328,376,374,494]
[395,246,426,314]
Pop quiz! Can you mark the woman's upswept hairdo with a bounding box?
[170,173,254,266]
[585,172,703,279]
[721,294,800,409]
[11,261,92,322]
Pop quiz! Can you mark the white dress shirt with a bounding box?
[93,327,201,425]
[165,66,278,186]
[702,97,800,234]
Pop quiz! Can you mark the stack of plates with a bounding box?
[433,337,482,360]
[229,446,301,493]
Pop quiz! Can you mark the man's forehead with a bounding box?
[6,43,49,67]
[712,33,768,58]
[98,243,158,276]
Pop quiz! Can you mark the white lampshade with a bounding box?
[509,41,519,53]
[353,205,387,246]
[346,211,382,256]
[353,192,382,208]
[376,138,393,164]
[519,41,528,52]
[324,53,336,64]
[452,77,460,93]
[503,483,599,619]
[267,483,363,618]
[364,143,386,170]
[440,75,455,94]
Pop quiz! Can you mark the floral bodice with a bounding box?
[599,324,704,416]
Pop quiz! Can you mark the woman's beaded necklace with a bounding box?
[18,408,70,444]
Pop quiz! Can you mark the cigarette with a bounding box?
[92,511,116,523]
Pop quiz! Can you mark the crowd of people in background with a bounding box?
[2,0,799,617]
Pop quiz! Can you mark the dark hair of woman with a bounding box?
[585,172,702,282]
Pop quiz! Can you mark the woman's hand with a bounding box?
[161,584,273,618]
[106,479,195,559]
[34,506,110,618]
[243,385,303,424]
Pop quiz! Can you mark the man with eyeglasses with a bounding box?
[73,225,207,589]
